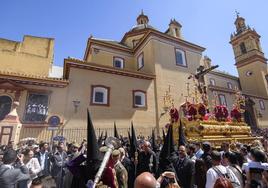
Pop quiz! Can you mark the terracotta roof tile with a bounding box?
[0,70,69,83]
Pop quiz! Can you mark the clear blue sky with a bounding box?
[1,0,267,76]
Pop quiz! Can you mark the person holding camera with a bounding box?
[157,171,180,188]
[242,148,267,188]
[0,149,30,188]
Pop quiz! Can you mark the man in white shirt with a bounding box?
[36,142,51,176]
[195,142,204,159]
[206,150,240,188]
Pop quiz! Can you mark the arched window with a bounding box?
[227,82,233,89]
[113,57,124,69]
[209,78,216,86]
[240,42,247,54]
[175,48,187,67]
[218,94,227,106]
[174,28,179,37]
[137,52,144,70]
[91,85,110,106]
[0,96,12,120]
[133,90,146,108]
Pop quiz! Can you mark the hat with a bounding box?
[202,141,211,152]
[203,141,211,146]
[72,142,80,148]
[112,149,120,157]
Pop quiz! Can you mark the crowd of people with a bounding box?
[252,128,268,139]
[1,124,268,188]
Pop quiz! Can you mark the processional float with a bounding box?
[162,65,259,146]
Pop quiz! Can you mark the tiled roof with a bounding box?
[91,38,131,49]
[0,70,68,83]
[130,24,155,32]
[210,70,239,80]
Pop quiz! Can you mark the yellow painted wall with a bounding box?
[236,96,268,128]
[87,45,135,70]
[63,67,156,133]
[0,36,53,77]
[152,38,203,127]
[237,62,268,97]
[135,39,156,74]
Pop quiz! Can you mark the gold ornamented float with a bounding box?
[173,119,254,146]
[163,66,260,146]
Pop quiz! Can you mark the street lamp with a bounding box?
[72,100,80,113]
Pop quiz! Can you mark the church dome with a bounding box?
[130,23,155,31]
[130,10,155,32]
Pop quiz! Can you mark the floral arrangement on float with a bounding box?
[214,105,229,121]
[230,90,245,123]
[186,103,207,121]
[230,107,242,122]
[163,82,246,126]
[169,107,179,123]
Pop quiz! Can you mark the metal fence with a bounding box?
[19,126,155,143]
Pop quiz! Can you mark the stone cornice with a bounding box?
[208,85,237,94]
[235,54,267,68]
[64,58,156,80]
[84,28,205,60]
[242,92,268,100]
[209,71,239,81]
[230,29,261,44]
[208,85,268,100]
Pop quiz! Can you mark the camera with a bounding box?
[160,176,175,188]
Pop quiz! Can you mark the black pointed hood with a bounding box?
[178,120,187,146]
[159,124,175,159]
[114,121,120,139]
[158,124,177,173]
[151,129,157,152]
[127,130,131,143]
[130,121,138,158]
[104,130,108,140]
[97,131,103,147]
[162,128,165,142]
[85,109,102,181]
[86,109,100,163]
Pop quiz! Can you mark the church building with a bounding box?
[0,12,267,144]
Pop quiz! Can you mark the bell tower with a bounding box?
[230,13,268,97]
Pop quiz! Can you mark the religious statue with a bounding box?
[188,65,219,105]
[8,101,19,117]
